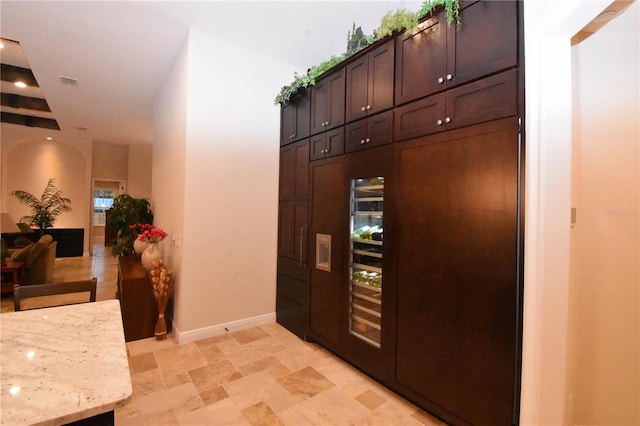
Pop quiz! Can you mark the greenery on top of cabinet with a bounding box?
[274,0,461,105]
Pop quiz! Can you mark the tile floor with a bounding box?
[1,236,446,425]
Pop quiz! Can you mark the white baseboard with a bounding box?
[174,312,276,345]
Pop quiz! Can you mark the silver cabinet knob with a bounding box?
[366,105,371,110]
[290,134,295,139]
[436,119,443,126]
[326,147,330,153]
[361,106,366,111]
[365,138,371,143]
[437,77,444,84]
[325,121,330,126]
[446,74,453,81]
[445,117,452,123]
[360,139,366,145]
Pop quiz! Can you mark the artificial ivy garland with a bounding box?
[274,0,461,105]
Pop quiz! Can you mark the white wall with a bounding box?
[127,144,153,199]
[156,28,292,340]
[152,32,189,329]
[569,3,639,423]
[522,0,638,424]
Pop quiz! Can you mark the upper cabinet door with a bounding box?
[311,68,346,135]
[280,90,310,146]
[346,39,395,123]
[395,0,519,106]
[446,0,518,88]
[394,13,447,106]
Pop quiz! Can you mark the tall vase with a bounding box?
[133,237,148,256]
[141,243,162,270]
[149,260,174,340]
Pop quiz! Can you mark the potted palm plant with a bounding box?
[10,178,72,230]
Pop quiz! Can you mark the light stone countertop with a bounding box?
[0,299,132,425]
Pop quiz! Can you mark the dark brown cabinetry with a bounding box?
[394,118,520,426]
[310,68,345,135]
[277,139,310,339]
[310,127,344,160]
[394,69,518,141]
[395,0,518,106]
[308,157,347,351]
[280,90,310,146]
[279,139,309,200]
[277,2,523,424]
[117,256,158,342]
[345,110,393,153]
[345,39,395,123]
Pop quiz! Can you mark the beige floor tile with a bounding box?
[176,397,250,426]
[128,352,158,374]
[131,368,167,397]
[224,371,289,410]
[199,385,229,406]
[237,355,291,379]
[127,335,178,357]
[222,336,288,367]
[355,389,386,411]
[276,366,335,401]
[154,342,208,376]
[230,326,270,345]
[135,382,203,419]
[296,386,372,425]
[241,401,284,426]
[188,359,243,393]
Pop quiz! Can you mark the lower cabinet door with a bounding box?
[394,118,522,426]
[308,157,347,351]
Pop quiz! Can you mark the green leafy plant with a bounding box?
[10,178,72,230]
[274,0,461,105]
[417,0,461,27]
[107,194,153,257]
[375,9,420,40]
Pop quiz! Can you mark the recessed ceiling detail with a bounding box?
[0,37,59,131]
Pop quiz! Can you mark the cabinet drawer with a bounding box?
[445,69,517,130]
[276,294,307,339]
[346,110,393,152]
[277,255,308,282]
[277,273,308,305]
[310,127,344,161]
[394,69,517,142]
[394,93,445,142]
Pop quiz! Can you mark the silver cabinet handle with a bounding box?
[361,106,366,111]
[366,105,372,110]
[445,117,452,123]
[446,74,453,81]
[365,138,371,143]
[299,226,306,264]
[437,77,444,84]
[360,139,365,145]
[436,119,443,126]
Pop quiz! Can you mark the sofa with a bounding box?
[8,234,57,285]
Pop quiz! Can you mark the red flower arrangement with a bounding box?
[130,223,168,244]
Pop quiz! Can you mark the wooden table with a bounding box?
[1,261,23,294]
[0,300,132,425]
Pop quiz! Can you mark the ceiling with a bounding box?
[0,1,422,147]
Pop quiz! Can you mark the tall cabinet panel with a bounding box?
[308,157,347,351]
[277,139,310,339]
[394,117,521,426]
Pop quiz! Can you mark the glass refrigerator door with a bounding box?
[350,176,383,347]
